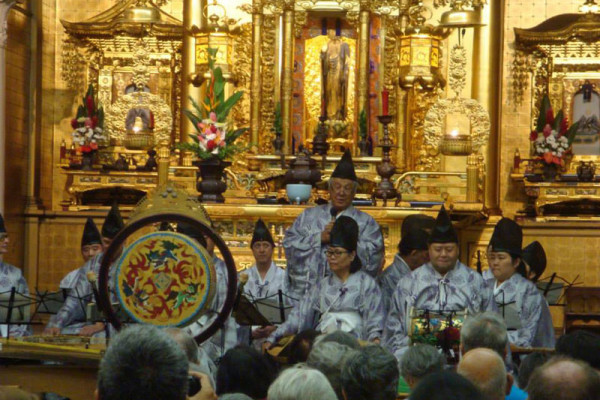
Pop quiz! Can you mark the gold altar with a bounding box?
[0,0,599,348]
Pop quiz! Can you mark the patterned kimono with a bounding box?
[46,253,117,335]
[377,254,412,314]
[486,272,555,348]
[0,262,30,337]
[238,262,288,347]
[383,262,496,360]
[283,204,384,300]
[184,256,238,362]
[268,270,385,343]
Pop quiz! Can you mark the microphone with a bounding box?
[330,207,338,221]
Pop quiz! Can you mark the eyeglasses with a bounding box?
[325,249,349,258]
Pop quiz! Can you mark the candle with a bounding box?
[382,90,389,115]
[321,98,326,117]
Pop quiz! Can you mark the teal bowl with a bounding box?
[286,184,312,205]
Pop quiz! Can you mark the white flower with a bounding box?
[552,151,557,155]
[536,136,544,144]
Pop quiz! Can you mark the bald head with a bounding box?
[528,357,600,400]
[457,348,510,400]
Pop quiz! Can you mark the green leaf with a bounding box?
[189,96,207,120]
[536,95,552,132]
[359,109,367,138]
[566,121,580,147]
[215,91,244,122]
[225,127,249,145]
[182,109,202,130]
[213,67,226,105]
[553,110,563,132]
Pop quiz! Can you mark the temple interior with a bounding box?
[2,0,600,397]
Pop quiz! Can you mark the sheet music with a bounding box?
[253,297,293,324]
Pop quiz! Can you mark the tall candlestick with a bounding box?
[381,90,389,116]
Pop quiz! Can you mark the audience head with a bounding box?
[288,329,320,364]
[97,325,188,400]
[457,348,512,400]
[164,327,199,365]
[556,330,600,370]
[341,345,399,400]
[410,371,485,400]
[267,364,337,400]
[460,311,508,357]
[219,394,253,400]
[307,341,358,400]
[517,352,550,390]
[527,356,600,400]
[400,344,446,389]
[315,330,361,349]
[216,346,277,399]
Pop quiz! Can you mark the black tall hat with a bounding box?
[101,203,125,239]
[81,218,102,247]
[428,206,458,244]
[0,213,6,233]
[401,214,436,237]
[251,218,274,247]
[522,241,546,280]
[177,222,207,248]
[489,218,523,257]
[331,149,358,182]
[330,215,361,272]
[399,227,430,254]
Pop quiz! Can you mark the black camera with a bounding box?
[188,375,202,397]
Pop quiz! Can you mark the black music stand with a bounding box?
[0,288,36,339]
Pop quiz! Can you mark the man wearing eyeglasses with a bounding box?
[0,213,30,337]
[283,150,384,301]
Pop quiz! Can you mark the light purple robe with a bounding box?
[377,254,412,314]
[383,261,496,360]
[283,204,384,300]
[268,270,385,342]
[486,272,555,348]
[0,262,30,337]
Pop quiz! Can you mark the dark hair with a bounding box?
[527,356,600,400]
[410,371,485,400]
[341,345,399,400]
[216,346,278,399]
[517,352,550,390]
[556,330,600,369]
[98,325,188,400]
[288,329,320,364]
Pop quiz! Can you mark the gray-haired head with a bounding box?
[164,327,200,364]
[219,394,254,400]
[268,364,337,400]
[400,344,445,388]
[341,345,399,400]
[98,325,189,400]
[527,356,600,400]
[307,342,359,400]
[315,330,361,350]
[460,312,508,357]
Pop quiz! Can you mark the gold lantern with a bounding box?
[191,0,240,85]
[398,3,450,90]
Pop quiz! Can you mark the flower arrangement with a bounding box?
[178,48,248,160]
[530,94,579,166]
[71,84,105,154]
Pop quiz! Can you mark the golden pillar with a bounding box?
[182,0,205,143]
[357,8,370,116]
[281,3,294,154]
[466,154,478,202]
[250,5,263,149]
[472,1,504,214]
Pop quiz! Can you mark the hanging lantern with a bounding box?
[192,0,240,84]
[398,3,450,91]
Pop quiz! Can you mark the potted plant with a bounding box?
[70,84,105,170]
[529,95,579,182]
[178,48,248,202]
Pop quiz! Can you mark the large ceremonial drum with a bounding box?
[114,231,216,327]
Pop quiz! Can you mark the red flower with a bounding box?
[445,326,461,342]
[545,109,554,126]
[543,152,554,164]
[530,130,538,141]
[210,124,217,133]
[543,124,552,138]
[89,142,98,150]
[80,145,93,153]
[206,140,216,151]
[91,116,99,129]
[86,96,94,116]
[560,117,568,136]
[71,118,78,129]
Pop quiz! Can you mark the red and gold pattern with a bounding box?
[115,232,216,327]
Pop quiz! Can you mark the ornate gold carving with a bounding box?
[115,0,171,6]
[132,39,151,90]
[61,37,87,91]
[433,0,487,8]
[408,89,440,171]
[230,23,253,166]
[294,10,307,38]
[448,44,466,96]
[105,91,173,145]
[259,15,277,154]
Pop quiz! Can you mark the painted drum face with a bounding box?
[115,231,216,327]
